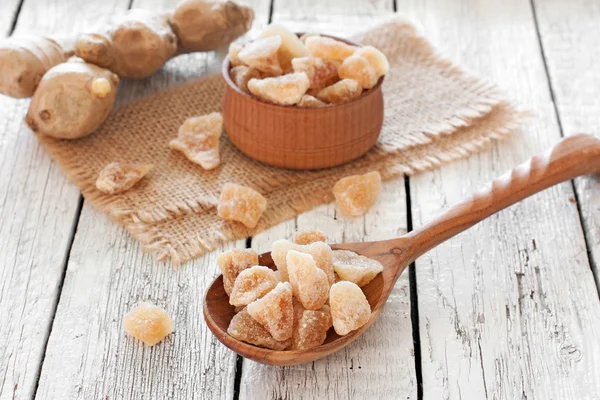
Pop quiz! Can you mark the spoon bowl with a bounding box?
[204,134,600,366]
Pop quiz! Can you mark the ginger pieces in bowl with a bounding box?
[226,23,389,107]
[218,230,383,351]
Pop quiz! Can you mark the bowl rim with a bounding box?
[221,32,385,110]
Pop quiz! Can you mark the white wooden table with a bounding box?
[1,0,600,399]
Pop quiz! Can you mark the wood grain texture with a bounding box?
[532,0,600,281]
[237,1,415,390]
[0,1,128,399]
[402,0,600,398]
[0,0,21,36]
[34,0,272,399]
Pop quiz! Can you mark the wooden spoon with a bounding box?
[204,134,600,366]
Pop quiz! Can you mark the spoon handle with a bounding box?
[403,134,600,263]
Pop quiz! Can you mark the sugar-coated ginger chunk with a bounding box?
[333,171,381,216]
[123,302,174,346]
[299,32,319,44]
[294,229,326,245]
[228,42,244,67]
[271,239,334,285]
[96,162,152,195]
[354,45,389,77]
[296,94,326,108]
[259,23,309,71]
[169,112,222,170]
[247,281,294,341]
[316,79,363,104]
[332,250,383,287]
[217,248,259,295]
[227,309,291,350]
[230,65,261,93]
[329,281,371,335]
[290,305,332,350]
[218,183,267,229]
[238,35,283,76]
[338,55,378,89]
[229,266,280,306]
[305,36,356,61]
[287,250,329,310]
[247,72,309,106]
[291,56,339,90]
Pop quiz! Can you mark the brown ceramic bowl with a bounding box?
[221,34,385,170]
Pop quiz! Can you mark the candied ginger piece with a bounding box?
[271,239,334,285]
[230,65,261,93]
[299,32,320,44]
[287,250,329,310]
[332,250,383,287]
[217,248,259,295]
[317,79,362,104]
[296,94,326,108]
[123,302,174,346]
[294,229,326,245]
[247,72,309,106]
[329,281,371,335]
[259,23,310,71]
[305,36,356,61]
[230,266,279,306]
[228,43,244,67]
[228,309,291,350]
[218,183,267,229]
[291,56,339,90]
[338,55,378,89]
[169,112,223,170]
[333,171,381,216]
[238,36,283,76]
[96,162,152,195]
[354,45,389,77]
[247,282,294,341]
[290,306,332,350]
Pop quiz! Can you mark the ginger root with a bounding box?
[75,10,178,79]
[170,0,255,52]
[0,36,74,98]
[25,61,119,139]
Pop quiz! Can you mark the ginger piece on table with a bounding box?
[332,250,383,287]
[247,282,294,341]
[329,281,371,336]
[271,239,334,285]
[290,306,332,350]
[287,250,329,310]
[228,309,291,350]
[338,55,378,89]
[305,36,356,61]
[316,79,363,104]
[169,112,223,170]
[259,23,309,71]
[229,266,280,307]
[218,183,268,229]
[354,45,389,77]
[296,94,326,108]
[238,36,283,76]
[294,229,326,245]
[95,162,152,195]
[218,248,259,296]
[247,72,309,106]
[291,56,339,90]
[333,171,381,216]
[230,65,261,93]
[123,302,174,346]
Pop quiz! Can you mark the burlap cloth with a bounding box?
[38,18,527,264]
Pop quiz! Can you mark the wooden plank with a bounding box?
[0,1,132,399]
[34,0,271,399]
[239,1,418,398]
[0,0,21,36]
[401,0,600,398]
[532,0,600,281]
